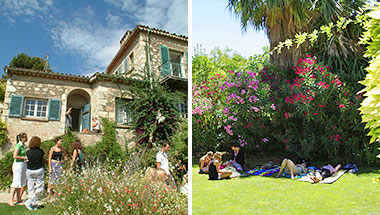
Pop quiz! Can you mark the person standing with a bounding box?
[156,141,176,189]
[70,140,85,175]
[47,137,65,198]
[24,136,45,210]
[65,108,72,132]
[8,133,28,206]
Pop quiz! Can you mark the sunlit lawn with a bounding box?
[192,166,380,215]
[0,203,52,215]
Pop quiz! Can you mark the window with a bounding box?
[160,46,184,78]
[129,52,134,66]
[9,95,61,120]
[117,66,122,75]
[115,98,133,125]
[23,98,48,118]
[177,101,188,118]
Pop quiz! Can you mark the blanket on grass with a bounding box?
[246,166,280,177]
[298,169,347,184]
[246,166,317,178]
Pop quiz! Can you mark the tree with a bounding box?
[119,68,185,146]
[227,0,363,66]
[9,53,51,71]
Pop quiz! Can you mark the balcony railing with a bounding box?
[159,62,188,79]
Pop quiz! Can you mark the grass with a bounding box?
[192,166,380,215]
[0,203,52,215]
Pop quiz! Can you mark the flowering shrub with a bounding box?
[193,54,374,164]
[268,56,370,163]
[49,163,187,215]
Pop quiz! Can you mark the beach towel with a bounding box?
[298,169,347,184]
[246,166,280,177]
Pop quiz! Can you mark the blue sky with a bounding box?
[192,0,269,57]
[0,0,188,76]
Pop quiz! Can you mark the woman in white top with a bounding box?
[8,133,28,206]
[92,117,101,133]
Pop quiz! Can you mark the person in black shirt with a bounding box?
[24,136,45,211]
[224,142,245,171]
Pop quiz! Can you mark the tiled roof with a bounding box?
[4,66,134,84]
[120,25,188,45]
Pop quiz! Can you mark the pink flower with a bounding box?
[262,138,269,142]
[285,112,291,119]
[304,112,308,116]
[339,104,346,109]
[271,104,276,110]
[317,81,326,86]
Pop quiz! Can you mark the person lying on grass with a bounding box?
[310,164,341,183]
[209,152,232,180]
[276,158,309,179]
[199,151,213,174]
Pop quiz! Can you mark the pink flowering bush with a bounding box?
[266,56,370,163]
[193,55,375,164]
[192,70,275,154]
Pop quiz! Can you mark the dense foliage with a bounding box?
[0,119,7,147]
[119,70,184,146]
[193,50,377,165]
[227,0,365,66]
[9,53,51,71]
[358,5,380,181]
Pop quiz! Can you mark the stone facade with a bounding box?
[0,70,135,157]
[107,25,188,81]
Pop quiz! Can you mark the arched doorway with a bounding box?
[67,89,91,132]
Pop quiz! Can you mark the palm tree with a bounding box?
[227,0,344,66]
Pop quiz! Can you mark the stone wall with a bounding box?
[146,33,188,78]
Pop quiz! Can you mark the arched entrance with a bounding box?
[67,89,91,132]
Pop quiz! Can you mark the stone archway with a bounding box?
[67,89,91,132]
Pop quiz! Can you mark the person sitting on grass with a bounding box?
[208,152,233,180]
[310,164,341,183]
[199,151,213,174]
[276,158,308,179]
[226,142,245,171]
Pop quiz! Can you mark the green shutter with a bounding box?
[9,95,24,117]
[81,103,91,131]
[160,46,171,77]
[48,99,61,121]
[115,99,120,124]
[123,58,129,73]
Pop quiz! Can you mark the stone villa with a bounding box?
[0,25,188,156]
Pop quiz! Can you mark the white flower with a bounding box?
[98,187,103,193]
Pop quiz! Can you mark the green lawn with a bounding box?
[192,167,380,215]
[0,203,52,215]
